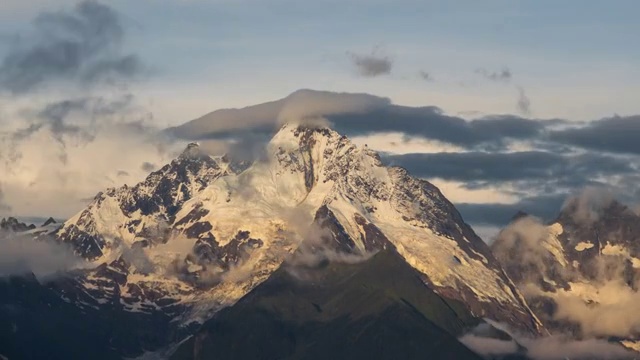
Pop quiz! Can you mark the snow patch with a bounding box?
[574,242,594,251]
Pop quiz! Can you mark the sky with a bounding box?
[0,0,638,239]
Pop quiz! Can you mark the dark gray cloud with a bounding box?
[475,67,512,82]
[456,180,640,229]
[549,115,640,155]
[386,150,638,228]
[348,51,392,77]
[517,86,531,115]
[169,90,557,151]
[140,162,156,172]
[13,95,133,144]
[456,194,567,227]
[0,0,143,94]
[330,110,548,149]
[418,70,433,81]
[384,151,634,183]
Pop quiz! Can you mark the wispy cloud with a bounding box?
[348,48,392,77]
[475,67,512,82]
[418,70,433,82]
[517,86,532,114]
[0,1,144,94]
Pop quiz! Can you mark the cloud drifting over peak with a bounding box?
[0,231,83,279]
[167,89,640,229]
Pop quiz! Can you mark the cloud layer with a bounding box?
[0,231,83,279]
[168,89,640,228]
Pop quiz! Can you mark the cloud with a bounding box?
[418,70,433,81]
[167,89,391,140]
[456,194,567,227]
[491,191,640,340]
[547,280,640,338]
[461,332,636,360]
[330,112,548,150]
[0,114,178,217]
[491,215,570,285]
[348,49,392,77]
[549,115,640,155]
[0,1,181,218]
[277,89,389,124]
[475,67,512,82]
[560,186,615,225]
[0,184,12,213]
[0,1,143,94]
[169,89,557,151]
[0,231,84,279]
[517,86,532,114]
[10,96,135,158]
[383,151,634,183]
[140,162,156,172]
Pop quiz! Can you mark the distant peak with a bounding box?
[0,217,36,232]
[42,217,57,226]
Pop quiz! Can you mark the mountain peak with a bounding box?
[42,217,57,226]
[0,217,36,232]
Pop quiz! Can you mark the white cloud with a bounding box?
[429,179,518,204]
[0,232,84,279]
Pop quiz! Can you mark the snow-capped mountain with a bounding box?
[491,200,640,348]
[1,123,550,359]
[56,143,238,261]
[55,123,541,334]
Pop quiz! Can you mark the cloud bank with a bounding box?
[0,231,83,279]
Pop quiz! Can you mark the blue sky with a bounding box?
[2,0,638,125]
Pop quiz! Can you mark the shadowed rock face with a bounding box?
[170,249,483,360]
[0,273,185,360]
